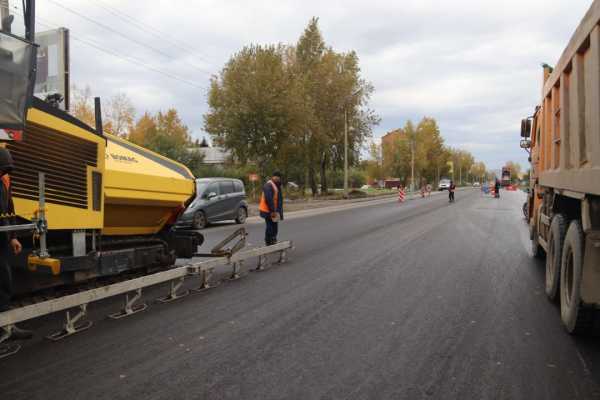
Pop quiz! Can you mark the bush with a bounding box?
[348,189,368,198]
[326,168,367,189]
[349,168,367,188]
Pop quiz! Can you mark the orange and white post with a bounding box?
[398,186,406,203]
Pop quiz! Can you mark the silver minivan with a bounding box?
[177,178,248,229]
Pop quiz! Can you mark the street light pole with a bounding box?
[410,137,415,193]
[344,108,348,198]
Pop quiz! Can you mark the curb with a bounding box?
[234,187,475,227]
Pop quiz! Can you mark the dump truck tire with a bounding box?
[560,220,595,334]
[546,214,567,301]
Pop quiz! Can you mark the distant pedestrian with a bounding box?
[495,179,501,198]
[259,171,284,246]
[426,184,432,196]
[448,180,456,203]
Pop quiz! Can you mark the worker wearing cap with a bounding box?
[448,180,456,203]
[259,171,284,246]
[0,147,31,339]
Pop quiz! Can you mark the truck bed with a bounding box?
[536,0,600,196]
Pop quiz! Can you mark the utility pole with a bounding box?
[410,137,415,193]
[344,108,348,198]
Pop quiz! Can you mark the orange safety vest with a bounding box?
[1,175,9,190]
[259,180,278,213]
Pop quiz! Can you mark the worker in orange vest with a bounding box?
[259,171,284,246]
[0,148,31,339]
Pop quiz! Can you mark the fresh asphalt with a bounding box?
[2,189,600,399]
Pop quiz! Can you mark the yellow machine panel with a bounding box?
[103,134,195,235]
[7,100,195,236]
[8,104,105,230]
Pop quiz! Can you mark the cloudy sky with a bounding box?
[25,0,595,169]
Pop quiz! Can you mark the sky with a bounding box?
[19,0,596,169]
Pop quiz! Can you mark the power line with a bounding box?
[86,0,214,67]
[46,0,213,76]
[71,35,207,90]
[11,7,207,90]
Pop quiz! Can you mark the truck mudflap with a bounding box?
[581,231,600,305]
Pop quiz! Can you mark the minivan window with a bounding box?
[205,182,219,198]
[234,181,244,193]
[196,182,208,196]
[219,181,234,195]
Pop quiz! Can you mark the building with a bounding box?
[196,147,231,166]
[189,137,232,166]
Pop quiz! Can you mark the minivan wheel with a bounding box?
[193,211,207,229]
[235,207,247,224]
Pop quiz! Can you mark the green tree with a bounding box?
[204,44,301,178]
[205,17,379,196]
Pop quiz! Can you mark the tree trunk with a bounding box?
[303,166,308,196]
[320,152,328,195]
[309,165,318,197]
[302,132,309,196]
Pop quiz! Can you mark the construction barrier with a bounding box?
[398,188,406,203]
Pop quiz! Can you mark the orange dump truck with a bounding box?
[521,0,600,334]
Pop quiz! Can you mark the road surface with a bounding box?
[2,189,600,399]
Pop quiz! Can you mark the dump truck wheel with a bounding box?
[560,220,594,334]
[546,214,567,301]
[193,211,207,230]
[235,206,247,224]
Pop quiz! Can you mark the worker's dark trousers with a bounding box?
[264,217,278,246]
[449,191,455,202]
[0,241,12,312]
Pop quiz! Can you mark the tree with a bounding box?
[70,84,95,128]
[470,161,487,183]
[504,161,522,182]
[204,17,379,196]
[128,109,204,175]
[128,112,155,145]
[382,115,487,189]
[71,86,135,138]
[363,141,384,183]
[448,148,475,185]
[105,92,135,137]
[204,44,300,178]
[415,117,446,185]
